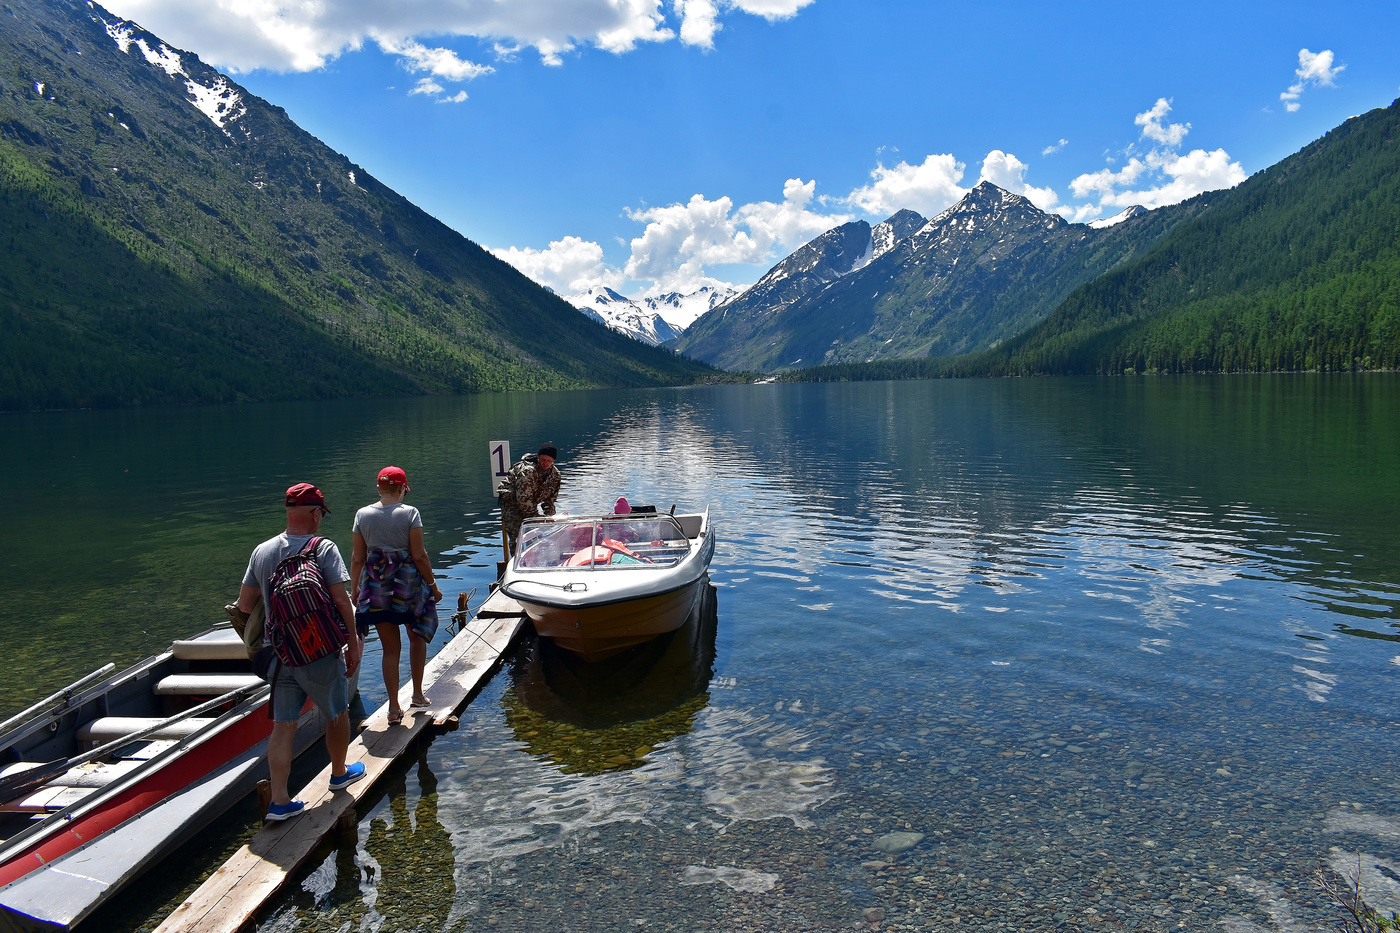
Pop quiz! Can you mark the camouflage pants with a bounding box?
[501,505,526,554]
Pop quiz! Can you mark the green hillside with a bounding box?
[788,98,1400,384]
[0,0,712,411]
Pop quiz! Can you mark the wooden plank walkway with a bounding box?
[154,593,525,933]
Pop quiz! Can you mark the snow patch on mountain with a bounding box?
[643,286,738,330]
[185,75,247,128]
[1088,205,1147,229]
[97,14,247,134]
[134,35,182,77]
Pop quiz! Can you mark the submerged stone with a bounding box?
[872,831,925,854]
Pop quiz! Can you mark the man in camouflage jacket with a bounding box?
[498,443,561,553]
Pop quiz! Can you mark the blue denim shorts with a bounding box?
[271,651,349,723]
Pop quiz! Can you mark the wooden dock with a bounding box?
[154,592,526,933]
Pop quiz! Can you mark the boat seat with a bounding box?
[153,674,263,696]
[677,515,703,538]
[76,717,218,747]
[0,786,93,813]
[172,629,247,661]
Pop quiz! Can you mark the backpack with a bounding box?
[266,536,347,667]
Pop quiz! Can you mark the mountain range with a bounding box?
[784,97,1400,381]
[565,285,736,346]
[3,0,1395,408]
[0,0,712,410]
[674,185,1212,372]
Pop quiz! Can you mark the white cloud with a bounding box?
[377,37,493,81]
[845,149,1057,217]
[101,0,814,83]
[439,90,470,104]
[1069,158,1148,199]
[1102,148,1246,209]
[847,153,967,218]
[1069,148,1244,211]
[736,178,851,254]
[491,236,623,295]
[624,178,847,291]
[1280,48,1344,112]
[731,0,815,17]
[1135,97,1190,147]
[977,150,1059,211]
[497,177,847,298]
[409,77,444,96]
[675,0,722,47]
[1042,138,1068,156]
[1065,98,1245,217]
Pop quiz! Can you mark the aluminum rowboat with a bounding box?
[0,627,327,931]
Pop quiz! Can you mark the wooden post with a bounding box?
[335,809,357,843]
[255,780,271,823]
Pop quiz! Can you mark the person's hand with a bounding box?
[430,584,443,604]
[344,634,363,677]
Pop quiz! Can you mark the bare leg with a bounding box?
[409,631,428,705]
[376,622,402,715]
[325,710,350,778]
[268,721,298,805]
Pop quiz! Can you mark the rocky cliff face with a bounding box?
[675,210,926,368]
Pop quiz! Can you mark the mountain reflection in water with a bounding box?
[503,580,718,773]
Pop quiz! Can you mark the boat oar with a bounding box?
[0,664,117,737]
[0,682,266,803]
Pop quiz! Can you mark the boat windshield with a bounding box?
[516,515,692,570]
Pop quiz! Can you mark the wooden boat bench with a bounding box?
[76,717,217,748]
[171,629,248,661]
[153,674,263,696]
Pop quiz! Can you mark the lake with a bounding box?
[6,376,1400,932]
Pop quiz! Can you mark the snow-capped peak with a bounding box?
[1088,205,1147,229]
[564,285,735,346]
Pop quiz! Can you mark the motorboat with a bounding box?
[0,627,324,932]
[500,507,715,661]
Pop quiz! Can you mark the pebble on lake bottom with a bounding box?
[680,864,780,893]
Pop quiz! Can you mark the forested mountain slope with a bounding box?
[972,98,1400,376]
[0,0,710,410]
[790,99,1400,383]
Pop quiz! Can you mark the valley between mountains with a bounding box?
[2,0,1397,412]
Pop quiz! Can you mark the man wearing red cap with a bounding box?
[497,443,562,554]
[236,483,364,821]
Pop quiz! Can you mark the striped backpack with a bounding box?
[266,536,347,667]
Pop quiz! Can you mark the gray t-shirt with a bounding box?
[352,502,422,551]
[242,534,350,639]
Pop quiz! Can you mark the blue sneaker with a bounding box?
[329,761,366,791]
[265,800,304,822]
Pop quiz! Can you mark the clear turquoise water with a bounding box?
[7,376,1399,932]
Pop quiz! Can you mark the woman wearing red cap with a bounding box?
[350,466,443,724]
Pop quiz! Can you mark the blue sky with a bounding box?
[103,0,1400,301]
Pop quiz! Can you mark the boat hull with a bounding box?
[0,699,274,889]
[520,577,705,662]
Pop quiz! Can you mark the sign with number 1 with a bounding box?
[488,440,511,493]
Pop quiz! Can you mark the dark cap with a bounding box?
[285,482,329,512]
[377,466,410,491]
[538,443,558,459]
